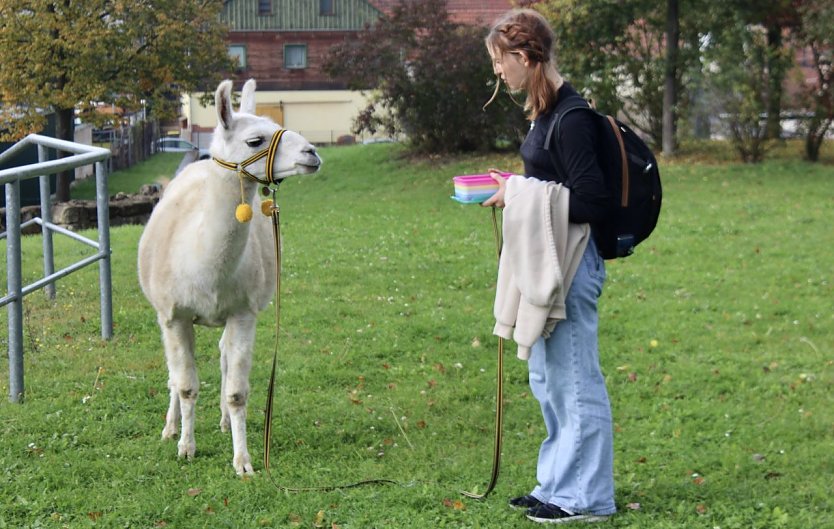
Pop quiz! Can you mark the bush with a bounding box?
[325,0,527,153]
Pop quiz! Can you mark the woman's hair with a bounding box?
[484,9,563,119]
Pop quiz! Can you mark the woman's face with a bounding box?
[488,46,529,92]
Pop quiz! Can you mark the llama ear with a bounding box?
[215,80,234,130]
[240,79,257,115]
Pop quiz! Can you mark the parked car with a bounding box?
[154,137,211,160]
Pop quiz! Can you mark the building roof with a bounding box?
[367,0,512,26]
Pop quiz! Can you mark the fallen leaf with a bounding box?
[187,488,202,497]
[696,503,708,514]
[626,503,641,511]
[88,512,102,522]
[313,510,326,528]
[628,372,638,382]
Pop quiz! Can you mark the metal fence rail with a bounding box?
[1,134,113,403]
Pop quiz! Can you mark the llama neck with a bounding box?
[199,173,260,271]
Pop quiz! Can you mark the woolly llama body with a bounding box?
[138,79,320,474]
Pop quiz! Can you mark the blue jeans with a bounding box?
[527,238,616,515]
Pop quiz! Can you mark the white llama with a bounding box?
[138,79,321,475]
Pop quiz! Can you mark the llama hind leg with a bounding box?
[219,330,231,433]
[220,314,256,475]
[162,379,180,439]
[160,316,198,459]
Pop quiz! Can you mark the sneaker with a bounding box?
[509,495,543,510]
[526,503,610,524]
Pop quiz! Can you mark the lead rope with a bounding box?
[461,206,504,499]
[262,198,505,498]
[262,189,397,492]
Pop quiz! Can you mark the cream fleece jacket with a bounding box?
[493,175,591,360]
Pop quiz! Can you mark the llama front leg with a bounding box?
[220,314,256,475]
[159,316,198,460]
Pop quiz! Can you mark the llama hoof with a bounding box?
[177,440,196,460]
[234,454,254,476]
[161,424,178,440]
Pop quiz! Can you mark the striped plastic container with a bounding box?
[451,173,510,204]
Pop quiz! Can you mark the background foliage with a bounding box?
[325,0,528,153]
[0,0,232,139]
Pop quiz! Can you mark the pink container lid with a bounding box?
[452,172,511,185]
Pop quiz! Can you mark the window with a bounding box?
[320,0,334,16]
[258,0,271,15]
[228,45,247,70]
[284,44,307,69]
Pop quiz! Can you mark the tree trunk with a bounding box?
[55,107,75,202]
[765,25,783,140]
[662,0,679,157]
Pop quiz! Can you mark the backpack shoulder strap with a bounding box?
[603,115,629,207]
[544,95,592,180]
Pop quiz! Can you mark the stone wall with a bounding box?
[0,184,161,235]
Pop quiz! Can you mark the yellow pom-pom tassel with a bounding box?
[261,199,274,216]
[235,203,253,223]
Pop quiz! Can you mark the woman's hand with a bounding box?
[481,168,508,208]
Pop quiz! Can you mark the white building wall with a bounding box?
[182,89,381,147]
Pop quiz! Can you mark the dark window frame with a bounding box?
[228,44,247,71]
[319,0,335,16]
[284,43,308,70]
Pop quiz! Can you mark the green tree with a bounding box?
[0,0,232,200]
[536,0,707,150]
[324,0,527,153]
[703,18,778,163]
[793,0,834,161]
[724,0,800,140]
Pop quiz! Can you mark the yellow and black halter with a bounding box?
[211,128,286,222]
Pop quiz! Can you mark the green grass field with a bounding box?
[1,142,833,528]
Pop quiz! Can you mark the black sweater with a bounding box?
[520,83,612,225]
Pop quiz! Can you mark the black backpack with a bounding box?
[545,96,662,259]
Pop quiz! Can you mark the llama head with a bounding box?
[211,79,321,181]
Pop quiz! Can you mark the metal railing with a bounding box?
[1,134,113,403]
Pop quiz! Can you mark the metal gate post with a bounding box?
[38,144,56,300]
[6,179,24,403]
[96,160,113,339]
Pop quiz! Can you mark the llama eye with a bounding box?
[245,137,265,148]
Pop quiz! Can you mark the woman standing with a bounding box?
[482,8,616,524]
